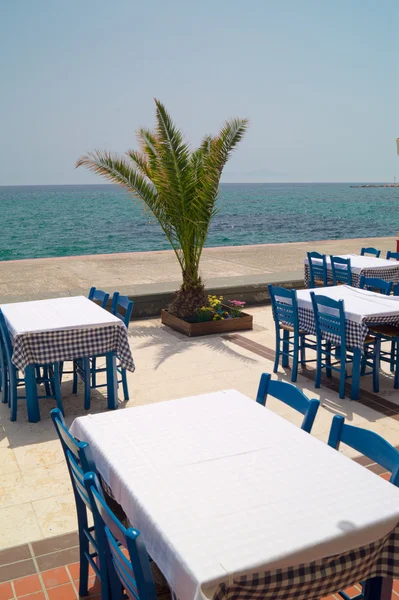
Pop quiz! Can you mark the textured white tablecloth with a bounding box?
[297,285,399,323]
[70,391,399,600]
[0,296,120,336]
[304,254,397,274]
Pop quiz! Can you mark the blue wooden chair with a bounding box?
[84,471,158,600]
[386,250,399,261]
[359,276,392,295]
[256,373,320,433]
[88,287,110,309]
[360,247,381,258]
[330,256,352,286]
[307,252,329,287]
[368,322,399,388]
[268,285,316,382]
[0,310,63,421]
[50,408,108,599]
[328,415,399,600]
[0,334,7,405]
[310,293,380,399]
[74,292,134,404]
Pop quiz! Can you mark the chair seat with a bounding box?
[280,323,306,335]
[369,325,399,338]
[364,335,377,344]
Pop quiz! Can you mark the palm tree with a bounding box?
[76,99,248,318]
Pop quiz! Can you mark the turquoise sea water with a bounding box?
[0,183,398,261]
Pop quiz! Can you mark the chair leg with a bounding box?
[72,361,78,395]
[300,335,306,365]
[43,367,52,397]
[78,527,90,598]
[121,368,129,401]
[390,340,395,372]
[282,330,289,368]
[273,331,281,373]
[52,364,64,415]
[325,342,332,378]
[91,357,97,388]
[394,341,399,390]
[315,342,322,389]
[373,340,380,393]
[83,358,91,410]
[350,349,361,400]
[59,361,64,382]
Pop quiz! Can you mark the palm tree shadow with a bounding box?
[129,324,258,370]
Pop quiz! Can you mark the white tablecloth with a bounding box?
[0,296,135,371]
[297,285,399,323]
[0,296,120,336]
[70,391,399,600]
[304,254,397,274]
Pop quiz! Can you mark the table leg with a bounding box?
[106,352,118,410]
[25,365,40,422]
[350,348,361,400]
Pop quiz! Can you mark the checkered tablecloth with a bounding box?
[304,264,399,288]
[213,523,399,600]
[11,324,135,372]
[298,305,399,350]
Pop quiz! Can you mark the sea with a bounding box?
[0,183,398,261]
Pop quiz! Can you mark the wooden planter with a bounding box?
[161,307,253,337]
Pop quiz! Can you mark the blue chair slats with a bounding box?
[0,334,7,405]
[256,373,320,433]
[387,250,399,261]
[328,415,399,600]
[0,310,63,421]
[330,256,352,286]
[368,323,399,388]
[75,292,134,403]
[307,252,329,287]
[310,293,380,399]
[111,292,134,326]
[268,285,316,382]
[84,472,158,600]
[50,409,107,598]
[359,276,392,295]
[360,247,381,258]
[394,283,399,296]
[89,287,110,309]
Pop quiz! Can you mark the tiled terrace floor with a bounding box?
[1,306,399,597]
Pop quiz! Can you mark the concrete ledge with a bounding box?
[0,271,305,319]
[122,271,305,318]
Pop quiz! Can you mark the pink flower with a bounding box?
[228,300,246,307]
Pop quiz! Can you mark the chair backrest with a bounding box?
[111,292,134,327]
[84,472,157,600]
[88,287,110,309]
[0,310,14,369]
[330,256,352,285]
[328,415,399,486]
[310,292,346,348]
[307,252,328,287]
[256,373,320,433]
[50,408,96,474]
[394,282,399,297]
[386,251,399,261]
[359,276,392,295]
[268,285,298,330]
[361,247,381,258]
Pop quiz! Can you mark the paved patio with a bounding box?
[1,305,399,597]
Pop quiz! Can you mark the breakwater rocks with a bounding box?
[350,184,399,188]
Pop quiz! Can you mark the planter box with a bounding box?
[161,308,253,337]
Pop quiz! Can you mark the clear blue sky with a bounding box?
[1,0,398,185]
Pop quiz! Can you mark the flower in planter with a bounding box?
[228,299,246,318]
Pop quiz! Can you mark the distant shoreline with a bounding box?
[350,184,399,188]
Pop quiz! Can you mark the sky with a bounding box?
[0,0,398,185]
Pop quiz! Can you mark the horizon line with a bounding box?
[0,180,395,188]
